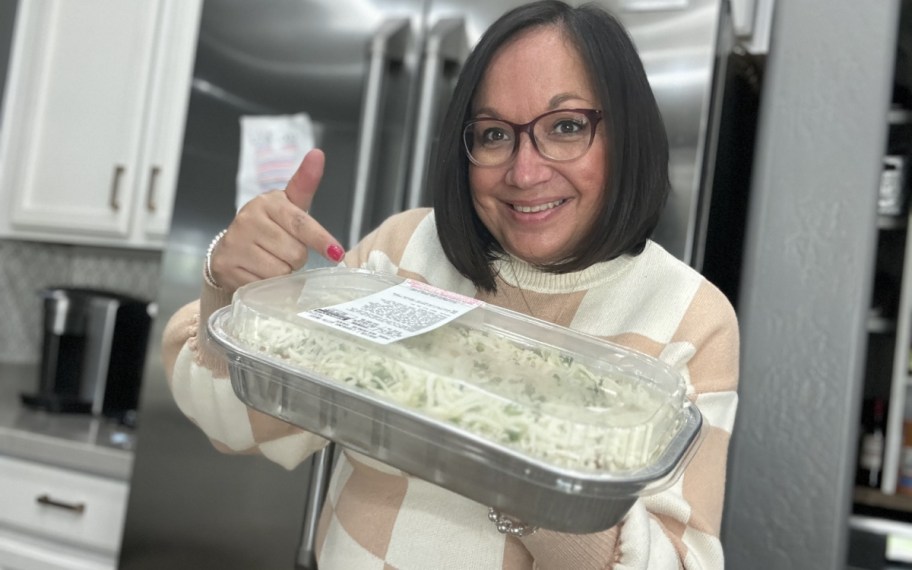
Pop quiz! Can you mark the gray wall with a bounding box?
[722,1,900,568]
[0,0,17,123]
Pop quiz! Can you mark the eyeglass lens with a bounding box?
[463,109,598,167]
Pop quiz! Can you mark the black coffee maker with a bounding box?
[21,287,153,424]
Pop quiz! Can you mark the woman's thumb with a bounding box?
[285,148,325,211]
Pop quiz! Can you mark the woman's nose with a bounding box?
[506,133,552,188]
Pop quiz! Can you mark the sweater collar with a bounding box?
[492,244,644,294]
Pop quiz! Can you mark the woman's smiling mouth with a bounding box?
[510,199,566,213]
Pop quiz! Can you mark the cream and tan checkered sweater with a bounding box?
[163,208,739,569]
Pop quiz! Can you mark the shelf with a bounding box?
[856,487,912,514]
[851,514,912,538]
[851,513,912,566]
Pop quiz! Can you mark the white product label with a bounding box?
[860,431,884,470]
[299,280,483,345]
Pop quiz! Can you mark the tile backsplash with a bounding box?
[0,239,162,363]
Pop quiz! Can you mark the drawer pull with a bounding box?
[36,494,86,514]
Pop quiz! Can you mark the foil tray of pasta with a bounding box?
[207,267,703,533]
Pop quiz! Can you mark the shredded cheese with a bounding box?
[232,315,683,472]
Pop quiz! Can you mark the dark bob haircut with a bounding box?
[431,0,670,292]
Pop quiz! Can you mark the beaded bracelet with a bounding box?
[204,229,228,289]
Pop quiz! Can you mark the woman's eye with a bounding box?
[552,119,585,134]
[482,127,512,145]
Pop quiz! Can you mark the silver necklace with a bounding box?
[504,257,585,326]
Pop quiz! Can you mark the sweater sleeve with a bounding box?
[521,281,740,569]
[162,272,330,470]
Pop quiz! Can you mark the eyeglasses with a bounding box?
[463,108,603,167]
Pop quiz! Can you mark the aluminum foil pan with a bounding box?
[206,269,703,533]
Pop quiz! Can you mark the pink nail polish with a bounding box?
[327,244,344,262]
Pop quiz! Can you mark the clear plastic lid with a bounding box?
[223,267,689,474]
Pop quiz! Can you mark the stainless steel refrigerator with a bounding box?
[120,0,733,567]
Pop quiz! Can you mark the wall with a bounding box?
[722,0,900,568]
[0,239,161,363]
[0,0,17,123]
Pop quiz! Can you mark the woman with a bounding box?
[165,1,739,568]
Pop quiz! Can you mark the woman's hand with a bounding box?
[208,148,345,292]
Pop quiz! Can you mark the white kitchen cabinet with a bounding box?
[0,455,129,570]
[0,0,201,250]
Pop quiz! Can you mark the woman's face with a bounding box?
[469,26,608,265]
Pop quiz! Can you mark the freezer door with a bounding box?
[404,1,532,209]
[190,0,427,250]
[608,0,724,265]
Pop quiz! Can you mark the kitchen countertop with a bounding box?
[0,362,134,481]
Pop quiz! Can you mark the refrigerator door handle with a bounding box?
[348,18,412,247]
[405,18,467,211]
[295,443,336,570]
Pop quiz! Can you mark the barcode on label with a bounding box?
[313,308,351,321]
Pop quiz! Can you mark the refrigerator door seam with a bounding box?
[349,18,413,247]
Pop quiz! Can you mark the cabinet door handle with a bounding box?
[146,166,160,212]
[36,494,86,514]
[110,165,125,211]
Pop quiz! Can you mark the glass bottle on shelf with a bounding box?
[858,397,886,489]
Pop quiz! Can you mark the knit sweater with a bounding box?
[163,208,739,569]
